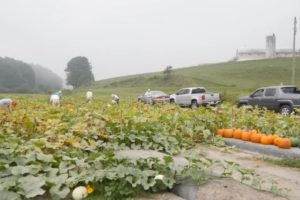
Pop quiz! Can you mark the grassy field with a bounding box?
[80,58,300,102]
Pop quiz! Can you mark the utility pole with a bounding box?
[292,17,297,85]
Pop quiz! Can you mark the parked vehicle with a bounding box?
[237,85,300,115]
[169,87,221,108]
[138,90,170,104]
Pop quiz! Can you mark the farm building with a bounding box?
[235,34,300,61]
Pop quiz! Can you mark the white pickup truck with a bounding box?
[170,87,221,108]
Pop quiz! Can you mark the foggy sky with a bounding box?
[0,0,299,81]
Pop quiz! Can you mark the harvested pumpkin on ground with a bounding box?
[250,133,262,143]
[223,129,233,138]
[276,138,292,149]
[241,131,251,141]
[260,135,272,145]
[233,129,242,139]
[216,129,224,137]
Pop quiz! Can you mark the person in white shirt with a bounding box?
[49,94,60,106]
[111,94,120,104]
[0,98,17,112]
[145,89,152,104]
[86,90,93,103]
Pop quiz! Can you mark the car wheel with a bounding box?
[191,100,198,109]
[170,99,175,104]
[279,105,292,115]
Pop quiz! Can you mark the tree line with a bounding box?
[0,56,95,93]
[0,57,62,93]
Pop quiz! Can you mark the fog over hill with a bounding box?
[0,56,62,93]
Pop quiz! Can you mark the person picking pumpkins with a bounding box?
[0,98,18,112]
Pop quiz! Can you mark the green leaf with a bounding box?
[0,176,18,190]
[0,149,14,156]
[163,156,173,166]
[49,184,70,200]
[47,173,68,185]
[0,190,21,200]
[11,166,30,175]
[36,153,54,163]
[23,152,36,164]
[59,161,76,174]
[18,175,46,198]
[162,175,176,188]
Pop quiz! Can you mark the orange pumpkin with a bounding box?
[216,129,224,137]
[269,135,278,144]
[223,129,234,138]
[241,131,251,141]
[260,135,272,145]
[277,138,291,149]
[233,129,243,139]
[251,133,262,143]
[274,137,281,146]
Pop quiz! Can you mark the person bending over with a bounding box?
[0,98,17,112]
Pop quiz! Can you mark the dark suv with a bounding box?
[237,85,300,115]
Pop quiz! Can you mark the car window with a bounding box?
[252,89,264,97]
[281,87,300,94]
[177,89,190,95]
[191,88,206,94]
[265,88,276,96]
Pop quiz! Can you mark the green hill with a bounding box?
[86,58,300,101]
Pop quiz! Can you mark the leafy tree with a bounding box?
[65,56,95,88]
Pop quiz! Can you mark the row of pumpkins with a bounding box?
[216,129,299,149]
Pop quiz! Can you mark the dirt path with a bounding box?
[197,178,287,200]
[135,144,300,200]
[190,144,300,200]
[136,192,184,200]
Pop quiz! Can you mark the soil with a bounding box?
[197,178,287,200]
[136,145,300,200]
[192,144,300,200]
[135,192,184,200]
[135,178,288,200]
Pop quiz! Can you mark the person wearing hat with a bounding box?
[0,98,18,112]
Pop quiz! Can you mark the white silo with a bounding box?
[266,34,276,58]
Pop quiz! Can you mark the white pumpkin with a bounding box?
[72,186,88,200]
